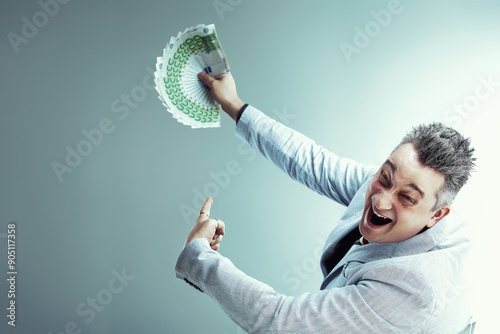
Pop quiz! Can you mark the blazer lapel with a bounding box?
[320,210,362,277]
[319,205,457,290]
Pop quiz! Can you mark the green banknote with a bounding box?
[154,24,230,128]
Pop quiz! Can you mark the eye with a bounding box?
[400,194,415,204]
[380,170,390,187]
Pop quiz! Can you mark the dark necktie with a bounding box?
[323,227,362,275]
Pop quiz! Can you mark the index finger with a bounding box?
[199,197,213,218]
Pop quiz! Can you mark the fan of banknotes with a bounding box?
[154,24,230,128]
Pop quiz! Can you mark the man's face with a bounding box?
[359,143,449,243]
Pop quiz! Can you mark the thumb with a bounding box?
[198,72,215,86]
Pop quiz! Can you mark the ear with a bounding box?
[426,205,451,228]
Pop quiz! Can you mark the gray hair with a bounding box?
[395,122,476,211]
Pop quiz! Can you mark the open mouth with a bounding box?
[368,206,393,226]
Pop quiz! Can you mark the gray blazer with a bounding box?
[176,105,472,333]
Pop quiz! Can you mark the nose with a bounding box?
[374,190,393,211]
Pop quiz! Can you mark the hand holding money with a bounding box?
[154,24,233,128]
[198,72,245,122]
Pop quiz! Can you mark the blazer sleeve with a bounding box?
[235,106,375,206]
[175,238,435,334]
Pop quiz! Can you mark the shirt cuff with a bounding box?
[175,238,213,293]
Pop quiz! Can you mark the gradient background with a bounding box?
[1,0,499,333]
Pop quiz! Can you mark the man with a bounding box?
[175,72,475,333]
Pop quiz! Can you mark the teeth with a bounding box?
[373,210,391,221]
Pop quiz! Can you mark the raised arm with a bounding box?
[198,72,375,206]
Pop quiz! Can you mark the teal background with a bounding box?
[1,0,499,333]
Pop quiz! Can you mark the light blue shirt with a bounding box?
[176,105,472,333]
